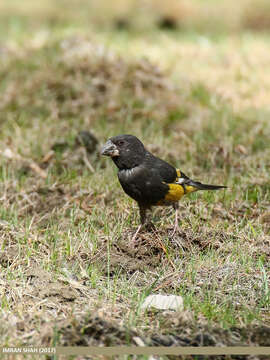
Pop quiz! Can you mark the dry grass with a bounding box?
[242,0,270,31]
[0,0,269,351]
[2,0,270,35]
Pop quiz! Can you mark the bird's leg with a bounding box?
[171,202,181,237]
[140,205,147,225]
[131,205,146,243]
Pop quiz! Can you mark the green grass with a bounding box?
[0,0,270,349]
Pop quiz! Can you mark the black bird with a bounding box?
[101,134,226,238]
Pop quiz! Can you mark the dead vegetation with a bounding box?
[2,0,270,34]
[242,0,270,31]
[0,37,180,122]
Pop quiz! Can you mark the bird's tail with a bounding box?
[187,180,226,192]
[176,171,227,194]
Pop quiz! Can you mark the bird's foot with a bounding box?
[170,223,181,238]
[144,221,155,231]
[130,222,155,245]
[169,208,181,238]
[131,224,142,243]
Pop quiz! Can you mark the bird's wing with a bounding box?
[145,152,177,183]
[143,153,188,203]
[174,169,196,194]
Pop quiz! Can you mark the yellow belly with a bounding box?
[156,184,185,205]
[156,182,197,206]
[156,169,197,206]
[165,183,185,201]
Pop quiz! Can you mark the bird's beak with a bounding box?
[100,140,119,157]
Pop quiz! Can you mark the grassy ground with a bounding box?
[0,0,270,356]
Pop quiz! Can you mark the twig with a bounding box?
[81,147,95,173]
[1,148,47,178]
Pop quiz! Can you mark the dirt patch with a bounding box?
[38,312,270,353]
[248,234,270,260]
[91,231,166,275]
[30,186,67,215]
[90,227,238,277]
[37,283,78,303]
[242,0,270,31]
[57,315,137,346]
[24,268,78,302]
[0,37,182,127]
[0,181,94,229]
[0,244,20,268]
[170,228,234,251]
[0,182,68,216]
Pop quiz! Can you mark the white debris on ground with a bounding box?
[141,294,184,311]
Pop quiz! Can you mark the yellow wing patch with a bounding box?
[176,169,181,178]
[175,169,197,194]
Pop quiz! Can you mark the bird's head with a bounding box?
[101,134,146,169]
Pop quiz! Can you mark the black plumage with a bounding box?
[101,134,226,235]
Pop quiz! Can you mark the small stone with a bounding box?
[141,294,184,311]
[235,144,248,155]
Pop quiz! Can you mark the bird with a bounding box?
[101,134,226,239]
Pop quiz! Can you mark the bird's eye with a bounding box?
[117,140,124,146]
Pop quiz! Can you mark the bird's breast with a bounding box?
[118,166,141,182]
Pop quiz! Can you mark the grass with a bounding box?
[0,0,270,352]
